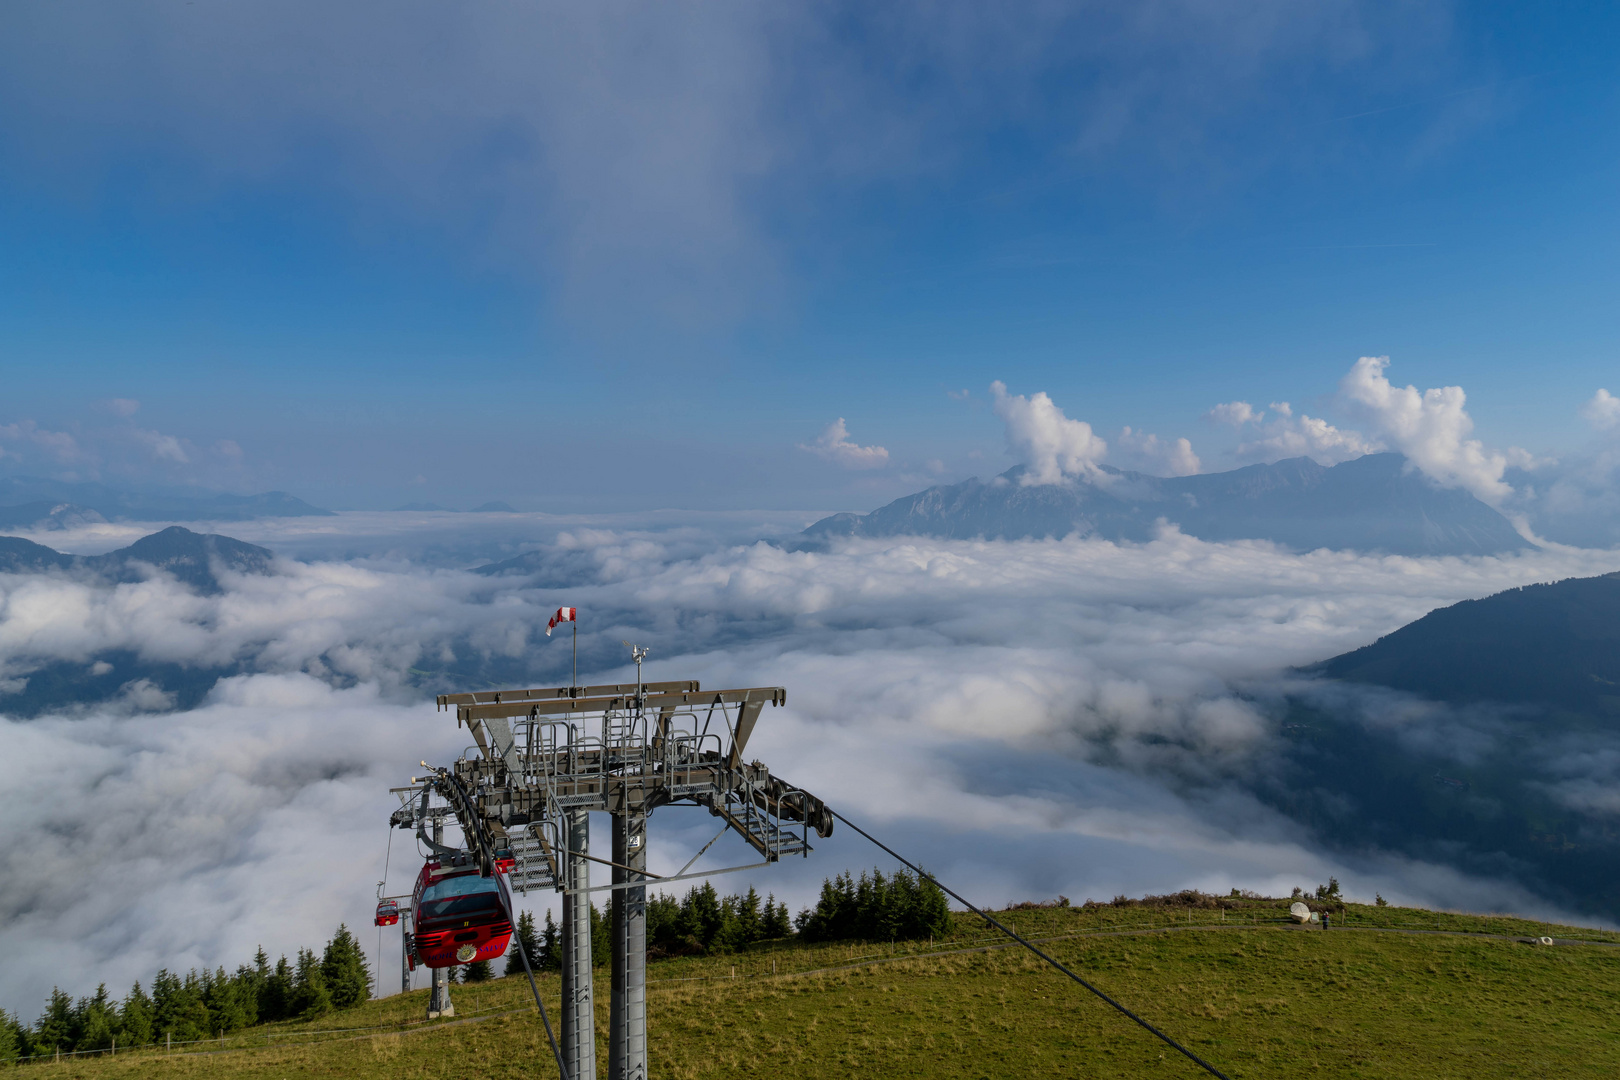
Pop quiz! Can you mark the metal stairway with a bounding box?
[506,828,560,894]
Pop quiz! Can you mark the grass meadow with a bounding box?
[26,900,1620,1079]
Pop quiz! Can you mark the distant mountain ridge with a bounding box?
[0,477,330,522]
[1308,572,1620,711]
[0,526,274,595]
[0,501,107,531]
[804,453,1531,556]
[1272,571,1620,919]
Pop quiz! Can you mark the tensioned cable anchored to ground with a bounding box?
[828,807,1235,1080]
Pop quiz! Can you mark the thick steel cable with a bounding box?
[496,872,570,1080]
[377,826,394,999]
[828,808,1233,1080]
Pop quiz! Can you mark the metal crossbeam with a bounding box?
[437,680,702,710]
[451,685,785,722]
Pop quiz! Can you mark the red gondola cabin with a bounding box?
[374,899,400,927]
[410,860,512,969]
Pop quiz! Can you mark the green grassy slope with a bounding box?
[31,900,1620,1079]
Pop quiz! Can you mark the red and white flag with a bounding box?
[546,607,576,636]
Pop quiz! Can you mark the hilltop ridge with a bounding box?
[804,452,1530,556]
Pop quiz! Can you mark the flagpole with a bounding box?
[572,617,578,692]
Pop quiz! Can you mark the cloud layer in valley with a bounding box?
[5,511,1620,1013]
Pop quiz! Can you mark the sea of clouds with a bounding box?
[5,510,1620,1014]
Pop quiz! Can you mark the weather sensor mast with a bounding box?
[388,648,833,1080]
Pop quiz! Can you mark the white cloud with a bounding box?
[1582,389,1620,432]
[1240,410,1381,464]
[1207,398,1378,465]
[1206,401,1260,427]
[0,420,82,464]
[0,408,252,486]
[1114,426,1200,476]
[129,425,190,464]
[6,513,1620,1013]
[798,418,890,469]
[1338,356,1522,505]
[989,381,1108,485]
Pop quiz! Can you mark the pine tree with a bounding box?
[679,882,723,949]
[508,910,541,976]
[259,956,293,1024]
[646,892,681,954]
[589,901,612,968]
[540,909,562,971]
[119,982,154,1047]
[762,894,791,939]
[912,870,952,940]
[463,960,493,982]
[204,967,251,1033]
[75,984,116,1052]
[321,924,372,1009]
[34,987,75,1054]
[737,887,762,945]
[290,948,332,1020]
[175,971,213,1041]
[0,1008,18,1063]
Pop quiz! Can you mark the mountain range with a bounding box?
[0,477,330,524]
[805,452,1531,556]
[0,526,273,594]
[0,527,276,716]
[1274,571,1620,919]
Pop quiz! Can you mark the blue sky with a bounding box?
[0,1,1616,511]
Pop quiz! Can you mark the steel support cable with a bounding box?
[828,808,1234,1080]
[495,871,570,1080]
[377,826,394,999]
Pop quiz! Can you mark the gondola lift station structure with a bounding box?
[383,618,834,1080]
[377,613,1236,1080]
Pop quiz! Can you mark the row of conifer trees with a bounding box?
[0,926,370,1064]
[4,868,953,1062]
[794,868,952,943]
[506,869,949,972]
[508,882,796,971]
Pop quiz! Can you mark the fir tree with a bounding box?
[321,924,372,1009]
[796,867,951,944]
[34,987,75,1055]
[0,1008,18,1063]
[508,910,541,975]
[737,887,762,944]
[290,948,332,1020]
[260,955,294,1024]
[646,892,682,953]
[204,967,252,1033]
[75,984,116,1052]
[910,870,951,940]
[540,909,562,971]
[761,894,791,939]
[119,982,154,1047]
[463,960,493,983]
[678,882,723,947]
[589,901,612,968]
